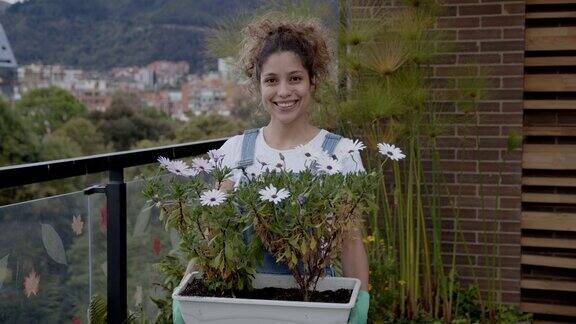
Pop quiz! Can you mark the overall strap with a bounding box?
[321,132,342,156]
[236,128,260,169]
[309,132,342,171]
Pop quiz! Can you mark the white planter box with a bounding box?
[173,271,361,324]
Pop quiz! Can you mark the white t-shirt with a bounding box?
[219,128,365,185]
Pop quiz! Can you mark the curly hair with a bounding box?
[238,13,333,96]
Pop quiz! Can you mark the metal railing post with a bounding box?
[107,168,127,324]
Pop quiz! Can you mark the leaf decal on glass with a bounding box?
[71,215,84,236]
[0,254,9,291]
[132,204,152,238]
[101,262,107,277]
[41,223,67,265]
[169,228,180,251]
[23,270,40,298]
[152,237,161,256]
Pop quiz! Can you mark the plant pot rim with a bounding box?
[173,271,361,309]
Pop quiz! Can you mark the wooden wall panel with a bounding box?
[523,2,576,321]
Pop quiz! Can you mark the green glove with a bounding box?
[173,299,185,324]
[348,290,370,324]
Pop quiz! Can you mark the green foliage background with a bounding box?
[1,0,261,71]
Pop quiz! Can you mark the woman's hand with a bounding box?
[220,179,235,192]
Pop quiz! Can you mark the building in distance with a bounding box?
[0,22,18,101]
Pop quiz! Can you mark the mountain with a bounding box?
[0,1,10,13]
[0,0,261,71]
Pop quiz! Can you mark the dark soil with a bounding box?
[181,278,352,303]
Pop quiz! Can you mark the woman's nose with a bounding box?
[277,80,291,97]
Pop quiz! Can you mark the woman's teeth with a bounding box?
[275,101,297,109]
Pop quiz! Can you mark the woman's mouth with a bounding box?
[274,100,299,111]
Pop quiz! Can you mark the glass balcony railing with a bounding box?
[0,138,226,324]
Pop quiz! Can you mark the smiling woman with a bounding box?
[171,13,371,324]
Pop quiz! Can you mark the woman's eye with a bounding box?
[290,76,302,82]
[264,78,277,84]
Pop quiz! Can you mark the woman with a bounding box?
[174,14,369,324]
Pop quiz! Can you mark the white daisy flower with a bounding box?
[199,189,227,206]
[166,160,195,177]
[256,157,273,172]
[295,144,323,167]
[157,156,172,169]
[314,149,335,162]
[316,156,342,175]
[181,167,199,177]
[207,149,225,163]
[245,167,262,180]
[259,185,290,204]
[377,143,406,161]
[337,139,366,157]
[192,157,214,173]
[271,159,286,172]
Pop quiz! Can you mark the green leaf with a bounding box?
[0,254,8,291]
[225,243,234,261]
[132,203,152,237]
[41,223,67,265]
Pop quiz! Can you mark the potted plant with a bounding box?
[144,143,381,323]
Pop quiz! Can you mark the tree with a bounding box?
[89,93,175,151]
[16,87,87,136]
[52,117,109,156]
[175,114,246,142]
[0,99,39,166]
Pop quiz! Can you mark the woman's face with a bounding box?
[260,51,313,127]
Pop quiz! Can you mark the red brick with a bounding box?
[437,17,480,28]
[459,28,502,40]
[457,149,500,160]
[501,292,520,304]
[459,4,502,16]
[440,0,479,4]
[500,197,522,210]
[458,53,501,64]
[446,184,478,195]
[483,89,523,100]
[476,102,501,112]
[500,102,523,113]
[439,5,458,17]
[481,15,524,27]
[479,161,522,172]
[488,64,523,76]
[437,136,477,148]
[431,54,458,64]
[457,125,501,136]
[503,27,524,39]
[438,41,480,53]
[502,77,523,88]
[458,173,521,185]
[482,184,521,196]
[481,40,524,52]
[436,65,479,77]
[479,113,522,124]
[503,53,524,63]
[441,160,478,172]
[477,256,519,268]
[478,137,508,148]
[503,3,525,15]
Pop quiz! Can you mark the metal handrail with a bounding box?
[0,137,227,189]
[0,137,227,324]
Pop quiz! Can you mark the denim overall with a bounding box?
[237,128,342,276]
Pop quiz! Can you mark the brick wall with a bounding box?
[350,0,525,304]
